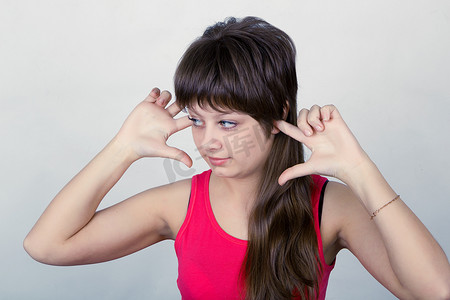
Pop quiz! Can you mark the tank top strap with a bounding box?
[175,169,212,249]
[310,175,335,300]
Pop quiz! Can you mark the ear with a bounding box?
[271,101,290,134]
[271,123,280,134]
[282,101,290,120]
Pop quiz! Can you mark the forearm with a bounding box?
[24,138,135,252]
[345,159,450,298]
[24,91,190,264]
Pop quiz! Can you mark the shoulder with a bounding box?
[127,177,192,241]
[149,178,192,240]
[150,177,192,199]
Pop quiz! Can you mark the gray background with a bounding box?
[1,0,449,299]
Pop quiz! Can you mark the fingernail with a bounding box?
[315,125,322,131]
[305,129,312,136]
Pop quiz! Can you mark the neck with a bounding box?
[210,171,262,212]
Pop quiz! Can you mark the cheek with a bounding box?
[191,129,203,149]
[233,132,273,161]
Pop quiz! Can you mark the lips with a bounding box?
[208,156,230,166]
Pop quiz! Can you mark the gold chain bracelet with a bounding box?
[370,195,400,220]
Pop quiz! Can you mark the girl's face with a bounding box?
[187,103,276,179]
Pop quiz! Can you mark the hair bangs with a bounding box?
[174,38,263,116]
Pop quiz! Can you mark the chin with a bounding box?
[209,164,261,180]
[209,165,233,177]
[207,163,237,178]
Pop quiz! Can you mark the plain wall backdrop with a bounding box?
[1,0,449,299]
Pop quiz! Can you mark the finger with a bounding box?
[156,90,172,107]
[144,88,160,103]
[275,120,309,143]
[278,163,315,186]
[167,101,184,117]
[297,108,313,137]
[320,104,337,121]
[161,146,193,168]
[174,115,193,132]
[308,105,324,132]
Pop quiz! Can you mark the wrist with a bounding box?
[343,158,397,212]
[342,157,377,185]
[340,157,380,195]
[107,136,140,165]
[338,150,374,185]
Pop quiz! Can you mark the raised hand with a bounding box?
[114,88,192,167]
[275,105,370,185]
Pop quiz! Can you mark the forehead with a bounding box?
[187,103,247,117]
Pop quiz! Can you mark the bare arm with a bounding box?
[276,105,450,299]
[24,89,192,265]
[342,160,448,299]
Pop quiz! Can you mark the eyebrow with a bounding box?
[187,107,237,117]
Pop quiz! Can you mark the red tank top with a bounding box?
[175,170,334,299]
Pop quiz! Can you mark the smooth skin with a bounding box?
[277,105,450,298]
[24,89,450,299]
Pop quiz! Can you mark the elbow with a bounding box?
[416,278,450,300]
[431,271,450,300]
[23,234,60,265]
[429,287,450,300]
[437,284,450,300]
[402,286,450,300]
[24,234,82,266]
[23,234,47,264]
[398,272,450,300]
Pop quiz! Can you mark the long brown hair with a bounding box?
[174,17,320,299]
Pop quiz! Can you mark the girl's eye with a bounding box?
[219,120,237,129]
[188,116,203,127]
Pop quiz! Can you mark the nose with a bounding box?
[200,126,223,153]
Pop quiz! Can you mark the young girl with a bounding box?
[24,17,449,299]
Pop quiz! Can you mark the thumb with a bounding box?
[161,146,193,168]
[278,162,314,186]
